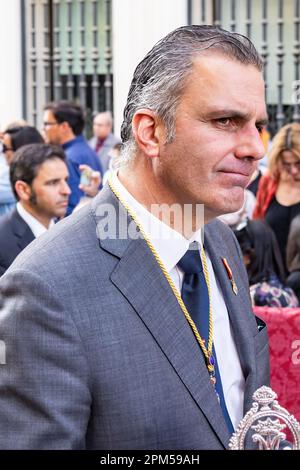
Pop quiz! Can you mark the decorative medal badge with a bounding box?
[229,386,300,450]
[221,258,238,295]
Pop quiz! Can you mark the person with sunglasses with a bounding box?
[1,126,44,166]
[0,126,44,217]
[0,143,15,216]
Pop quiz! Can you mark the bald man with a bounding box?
[89,111,120,173]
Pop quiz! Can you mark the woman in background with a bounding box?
[234,220,298,308]
[286,214,300,303]
[253,123,300,274]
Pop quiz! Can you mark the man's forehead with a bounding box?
[190,53,264,86]
[44,110,55,119]
[185,55,266,117]
[37,158,66,174]
[94,116,108,125]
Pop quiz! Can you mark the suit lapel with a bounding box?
[93,188,230,448]
[204,222,258,414]
[11,209,35,251]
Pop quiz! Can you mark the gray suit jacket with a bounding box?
[0,185,269,449]
[89,133,121,173]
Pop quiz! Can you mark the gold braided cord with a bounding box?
[108,177,214,373]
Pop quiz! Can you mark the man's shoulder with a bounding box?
[0,210,29,263]
[106,133,121,146]
[66,136,101,169]
[66,137,94,157]
[205,218,242,262]
[0,209,19,234]
[205,217,236,242]
[5,187,115,277]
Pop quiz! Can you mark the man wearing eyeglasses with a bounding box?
[43,100,103,215]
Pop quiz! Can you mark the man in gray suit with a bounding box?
[89,111,121,173]
[0,25,269,449]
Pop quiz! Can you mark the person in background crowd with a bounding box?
[286,214,300,303]
[247,126,270,196]
[0,126,44,216]
[253,123,300,274]
[43,100,103,215]
[102,142,122,186]
[77,142,123,206]
[0,25,269,450]
[234,220,298,308]
[2,126,44,165]
[218,188,256,230]
[0,143,70,275]
[89,111,121,173]
[0,145,15,216]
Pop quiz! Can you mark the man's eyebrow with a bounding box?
[256,118,269,127]
[205,108,269,125]
[44,178,60,184]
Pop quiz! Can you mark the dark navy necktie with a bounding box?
[178,242,234,434]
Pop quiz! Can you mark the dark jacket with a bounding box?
[0,208,35,275]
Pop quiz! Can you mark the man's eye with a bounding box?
[216,118,232,126]
[256,125,264,134]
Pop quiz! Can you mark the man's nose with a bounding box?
[61,181,71,195]
[234,127,266,161]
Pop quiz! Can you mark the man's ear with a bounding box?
[14,180,32,201]
[132,109,165,157]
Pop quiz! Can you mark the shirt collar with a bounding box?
[17,202,55,238]
[111,172,203,273]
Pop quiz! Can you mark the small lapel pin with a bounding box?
[222,257,238,295]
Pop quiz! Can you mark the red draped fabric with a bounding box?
[253,307,300,422]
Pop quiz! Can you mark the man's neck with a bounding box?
[117,166,205,237]
[60,131,76,145]
[20,202,52,229]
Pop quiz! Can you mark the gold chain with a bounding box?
[108,177,215,374]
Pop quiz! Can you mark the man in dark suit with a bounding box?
[0,25,269,449]
[0,143,70,275]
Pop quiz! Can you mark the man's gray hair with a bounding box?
[120,25,263,166]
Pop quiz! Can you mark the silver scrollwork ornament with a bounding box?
[229,386,300,450]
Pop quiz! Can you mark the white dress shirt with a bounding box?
[17,202,55,238]
[111,172,245,430]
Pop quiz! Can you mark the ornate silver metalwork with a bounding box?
[229,386,300,450]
